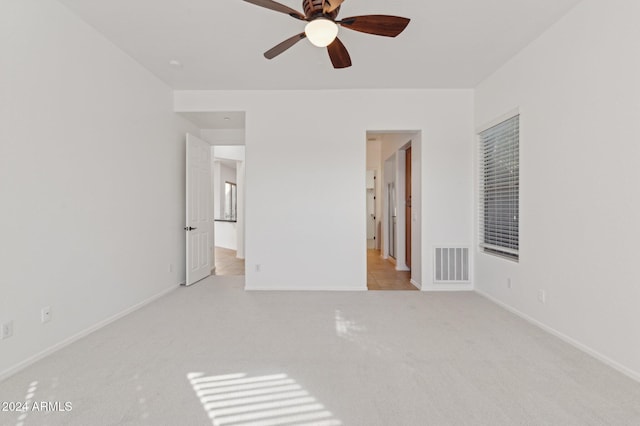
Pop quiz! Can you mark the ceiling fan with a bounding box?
[242,0,410,69]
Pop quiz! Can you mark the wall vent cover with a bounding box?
[434,247,470,283]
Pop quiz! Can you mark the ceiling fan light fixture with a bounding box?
[305,18,339,47]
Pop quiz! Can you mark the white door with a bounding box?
[185,134,212,286]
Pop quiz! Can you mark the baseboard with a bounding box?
[245,286,367,292]
[476,289,640,384]
[410,279,421,290]
[0,283,180,383]
[421,283,474,292]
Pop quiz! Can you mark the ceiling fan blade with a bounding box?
[339,15,410,37]
[264,33,307,59]
[323,0,345,14]
[327,37,352,69]
[242,0,306,20]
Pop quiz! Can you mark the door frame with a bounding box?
[405,146,412,269]
[185,133,213,286]
[367,131,421,289]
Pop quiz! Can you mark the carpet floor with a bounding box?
[1,276,639,426]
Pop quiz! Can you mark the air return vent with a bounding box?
[434,247,470,283]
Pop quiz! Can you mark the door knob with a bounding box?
[184,226,197,231]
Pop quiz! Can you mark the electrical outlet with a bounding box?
[41,307,51,323]
[538,290,546,304]
[168,263,173,273]
[1,321,14,339]
[507,278,512,289]
[255,264,261,272]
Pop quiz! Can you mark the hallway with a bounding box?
[214,247,245,276]
[367,249,418,291]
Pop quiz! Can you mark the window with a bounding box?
[224,182,237,221]
[478,114,519,261]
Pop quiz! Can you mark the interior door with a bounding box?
[405,147,412,269]
[185,134,212,286]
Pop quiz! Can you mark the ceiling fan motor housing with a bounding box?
[303,0,339,19]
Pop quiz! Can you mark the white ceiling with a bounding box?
[57,0,582,90]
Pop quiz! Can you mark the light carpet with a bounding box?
[1,276,639,425]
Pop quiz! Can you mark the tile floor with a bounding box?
[214,247,245,276]
[367,249,418,291]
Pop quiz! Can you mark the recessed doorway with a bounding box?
[178,111,247,280]
[366,131,421,291]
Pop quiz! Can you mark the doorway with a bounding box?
[365,132,421,291]
[212,146,246,276]
[177,111,247,282]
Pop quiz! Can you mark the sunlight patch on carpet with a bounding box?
[187,372,342,426]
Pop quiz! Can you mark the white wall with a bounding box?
[214,145,245,162]
[214,222,238,251]
[382,154,396,260]
[366,140,381,248]
[212,160,222,220]
[0,0,197,378]
[175,90,474,291]
[410,135,422,289]
[380,135,410,165]
[475,0,640,380]
[366,140,382,171]
[236,160,246,259]
[201,129,245,145]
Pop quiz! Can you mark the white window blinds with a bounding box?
[479,115,519,260]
